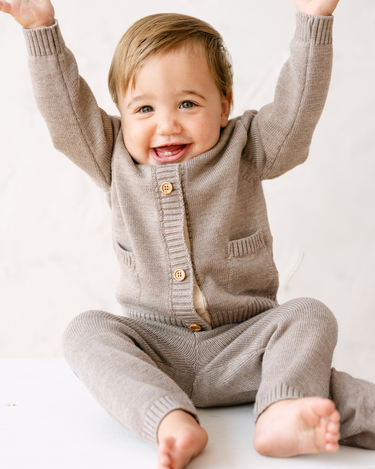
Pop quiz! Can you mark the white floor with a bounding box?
[1,359,374,469]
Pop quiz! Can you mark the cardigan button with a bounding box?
[189,324,202,332]
[160,182,173,194]
[174,269,186,281]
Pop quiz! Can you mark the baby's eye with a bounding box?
[180,101,195,109]
[138,106,154,113]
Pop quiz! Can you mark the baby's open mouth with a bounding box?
[154,144,187,158]
[151,144,190,164]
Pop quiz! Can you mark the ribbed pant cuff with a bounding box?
[141,396,199,444]
[254,384,305,421]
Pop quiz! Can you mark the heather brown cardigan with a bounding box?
[24,13,333,330]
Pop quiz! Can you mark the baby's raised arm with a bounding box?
[245,0,340,180]
[0,0,55,29]
[1,0,119,191]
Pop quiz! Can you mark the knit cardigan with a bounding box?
[24,13,333,330]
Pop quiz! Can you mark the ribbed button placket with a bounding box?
[154,165,205,329]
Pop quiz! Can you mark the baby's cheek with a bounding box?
[124,124,147,152]
[197,121,221,148]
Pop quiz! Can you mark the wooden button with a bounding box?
[190,324,202,332]
[160,182,173,194]
[174,269,186,281]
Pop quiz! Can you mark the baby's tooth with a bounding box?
[165,152,172,156]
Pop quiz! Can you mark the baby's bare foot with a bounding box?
[254,397,340,457]
[158,426,208,469]
[158,410,208,469]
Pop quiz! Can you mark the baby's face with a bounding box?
[117,44,231,165]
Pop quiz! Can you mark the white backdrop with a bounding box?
[0,0,374,382]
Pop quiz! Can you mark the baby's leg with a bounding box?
[250,298,375,455]
[62,311,208,469]
[330,368,375,450]
[251,298,340,456]
[254,369,375,455]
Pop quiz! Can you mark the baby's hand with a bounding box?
[0,0,55,29]
[294,0,340,16]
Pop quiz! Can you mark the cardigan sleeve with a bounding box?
[23,22,120,192]
[244,13,334,180]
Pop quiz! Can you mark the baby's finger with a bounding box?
[0,0,12,14]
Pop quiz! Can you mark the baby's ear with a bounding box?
[220,92,232,128]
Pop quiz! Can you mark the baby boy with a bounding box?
[1,0,375,468]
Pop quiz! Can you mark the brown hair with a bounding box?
[108,13,233,106]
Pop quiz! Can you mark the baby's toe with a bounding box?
[159,452,171,463]
[329,410,341,422]
[158,439,174,468]
[325,441,340,453]
[326,431,340,442]
[327,420,340,433]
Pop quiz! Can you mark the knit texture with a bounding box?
[24,16,375,450]
[62,298,375,447]
[24,13,333,329]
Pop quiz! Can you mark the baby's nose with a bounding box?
[156,115,182,135]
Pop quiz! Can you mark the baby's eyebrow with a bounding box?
[126,90,207,109]
[180,90,207,101]
[127,93,154,109]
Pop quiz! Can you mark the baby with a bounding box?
[1,0,375,468]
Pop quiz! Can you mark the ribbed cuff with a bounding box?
[142,396,199,444]
[294,12,333,45]
[23,20,64,56]
[254,383,305,421]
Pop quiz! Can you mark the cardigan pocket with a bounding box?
[114,241,136,270]
[114,241,140,306]
[228,230,278,295]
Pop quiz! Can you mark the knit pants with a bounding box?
[62,298,375,449]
